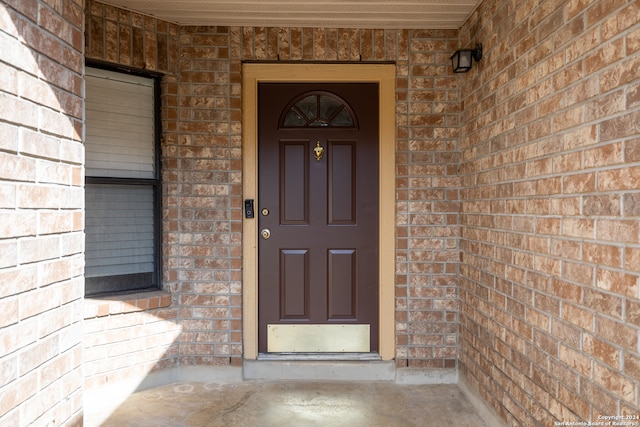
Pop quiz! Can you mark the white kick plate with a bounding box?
[267,324,370,353]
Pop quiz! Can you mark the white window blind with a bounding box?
[85,184,155,278]
[85,68,155,179]
[84,67,158,294]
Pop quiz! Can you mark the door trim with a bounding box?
[242,63,396,360]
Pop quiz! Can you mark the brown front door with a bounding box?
[258,83,379,353]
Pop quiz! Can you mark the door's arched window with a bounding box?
[280,91,357,128]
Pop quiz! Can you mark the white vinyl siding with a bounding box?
[85,67,159,295]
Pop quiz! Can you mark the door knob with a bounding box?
[260,229,271,239]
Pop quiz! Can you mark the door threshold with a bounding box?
[245,354,395,381]
[257,352,382,361]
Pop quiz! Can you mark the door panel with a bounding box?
[280,249,309,319]
[280,141,309,224]
[328,141,356,224]
[328,249,357,319]
[258,83,379,353]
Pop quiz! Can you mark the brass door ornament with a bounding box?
[313,141,324,161]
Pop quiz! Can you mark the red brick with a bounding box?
[624,193,640,216]
[586,89,626,121]
[0,373,37,419]
[625,247,640,273]
[583,334,620,369]
[596,316,638,351]
[596,268,639,298]
[562,303,595,331]
[563,172,596,194]
[584,288,623,319]
[585,143,624,168]
[3,1,638,426]
[558,383,590,420]
[549,278,582,304]
[623,84,640,109]
[559,344,591,376]
[600,55,640,93]
[18,235,60,264]
[562,125,598,150]
[583,242,622,268]
[602,0,640,40]
[597,219,639,243]
[552,151,581,173]
[626,300,640,327]
[584,380,619,416]
[628,25,640,54]
[594,363,635,401]
[586,38,626,73]
[562,261,595,286]
[549,357,580,393]
[624,352,640,379]
[599,166,640,192]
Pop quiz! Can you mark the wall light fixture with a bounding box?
[450,43,483,73]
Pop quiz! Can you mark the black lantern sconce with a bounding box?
[450,43,483,73]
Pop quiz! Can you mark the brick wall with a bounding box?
[0,0,84,425]
[83,292,180,390]
[396,31,462,367]
[85,0,462,371]
[84,0,179,74]
[7,0,638,423]
[82,0,182,392]
[458,0,640,424]
[174,26,461,368]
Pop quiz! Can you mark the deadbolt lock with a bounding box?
[260,229,271,239]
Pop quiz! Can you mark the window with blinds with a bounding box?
[84,67,160,296]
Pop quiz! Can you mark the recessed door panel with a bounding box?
[280,249,309,319]
[280,141,309,225]
[328,249,357,319]
[328,141,356,225]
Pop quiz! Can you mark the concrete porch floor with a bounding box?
[88,381,496,427]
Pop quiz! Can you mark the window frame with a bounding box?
[84,61,163,297]
[279,90,358,128]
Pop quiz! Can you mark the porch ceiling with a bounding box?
[100,0,481,29]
